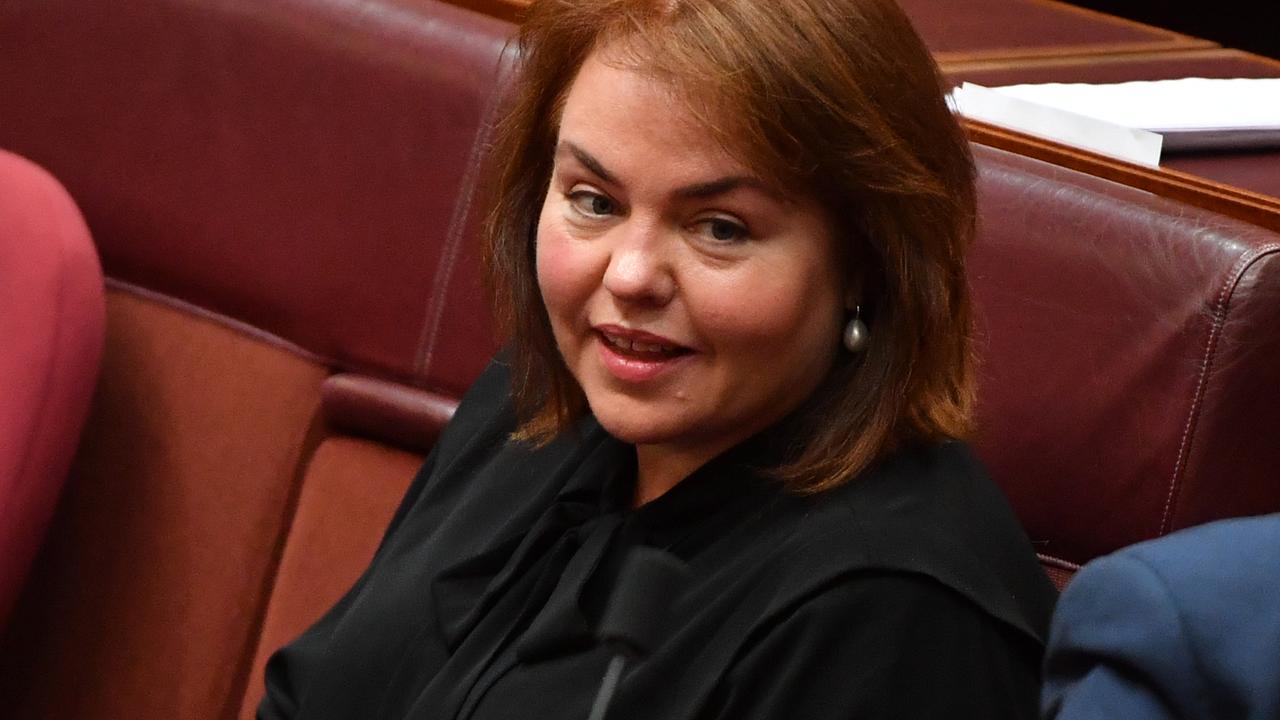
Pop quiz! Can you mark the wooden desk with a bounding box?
[1166,151,1280,203]
[967,120,1280,232]
[899,0,1212,63]
[455,0,524,22]
[451,0,523,22]
[437,0,1277,229]
[944,47,1280,85]
[450,0,1215,64]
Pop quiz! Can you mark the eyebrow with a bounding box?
[555,140,778,202]
[672,176,774,201]
[558,142,617,185]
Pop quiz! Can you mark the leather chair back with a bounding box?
[0,1,513,718]
[969,145,1280,586]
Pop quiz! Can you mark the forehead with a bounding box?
[556,48,755,178]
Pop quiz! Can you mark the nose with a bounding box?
[601,220,676,307]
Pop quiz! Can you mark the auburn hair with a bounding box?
[484,0,976,493]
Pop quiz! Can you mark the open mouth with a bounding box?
[596,329,691,360]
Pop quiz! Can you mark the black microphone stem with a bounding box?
[588,547,691,720]
[586,654,628,720]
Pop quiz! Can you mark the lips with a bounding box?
[592,323,693,382]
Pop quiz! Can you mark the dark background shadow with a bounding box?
[1066,0,1279,59]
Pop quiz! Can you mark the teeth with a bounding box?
[603,333,677,354]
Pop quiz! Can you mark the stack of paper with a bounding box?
[949,82,1163,167]
[990,77,1280,152]
[950,77,1280,166]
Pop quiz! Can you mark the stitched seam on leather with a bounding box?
[1035,553,1081,571]
[1160,242,1280,535]
[413,60,509,383]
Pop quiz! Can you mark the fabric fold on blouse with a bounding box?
[258,358,1058,720]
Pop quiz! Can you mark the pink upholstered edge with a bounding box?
[0,149,105,625]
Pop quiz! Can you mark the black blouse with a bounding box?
[259,359,1057,720]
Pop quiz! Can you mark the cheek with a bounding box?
[535,215,594,329]
[696,272,839,350]
[685,262,844,387]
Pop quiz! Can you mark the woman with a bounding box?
[259,0,1057,718]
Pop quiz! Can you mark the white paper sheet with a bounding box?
[949,82,1164,167]
[989,77,1280,152]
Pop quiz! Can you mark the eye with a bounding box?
[567,190,617,218]
[696,217,749,243]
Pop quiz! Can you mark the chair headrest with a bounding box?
[970,144,1280,567]
[0,0,515,395]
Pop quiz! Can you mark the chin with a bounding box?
[591,413,669,445]
[588,403,685,446]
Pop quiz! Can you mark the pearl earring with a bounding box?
[843,306,868,353]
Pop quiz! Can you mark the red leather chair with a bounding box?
[2,0,1279,717]
[0,149,105,627]
[968,144,1280,588]
[0,2,512,718]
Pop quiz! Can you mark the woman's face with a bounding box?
[536,49,848,476]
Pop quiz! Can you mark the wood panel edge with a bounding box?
[938,47,1270,76]
[934,38,1217,66]
[964,119,1280,233]
[1031,0,1209,43]
[447,0,526,23]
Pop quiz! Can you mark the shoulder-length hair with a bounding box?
[484,0,976,493]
